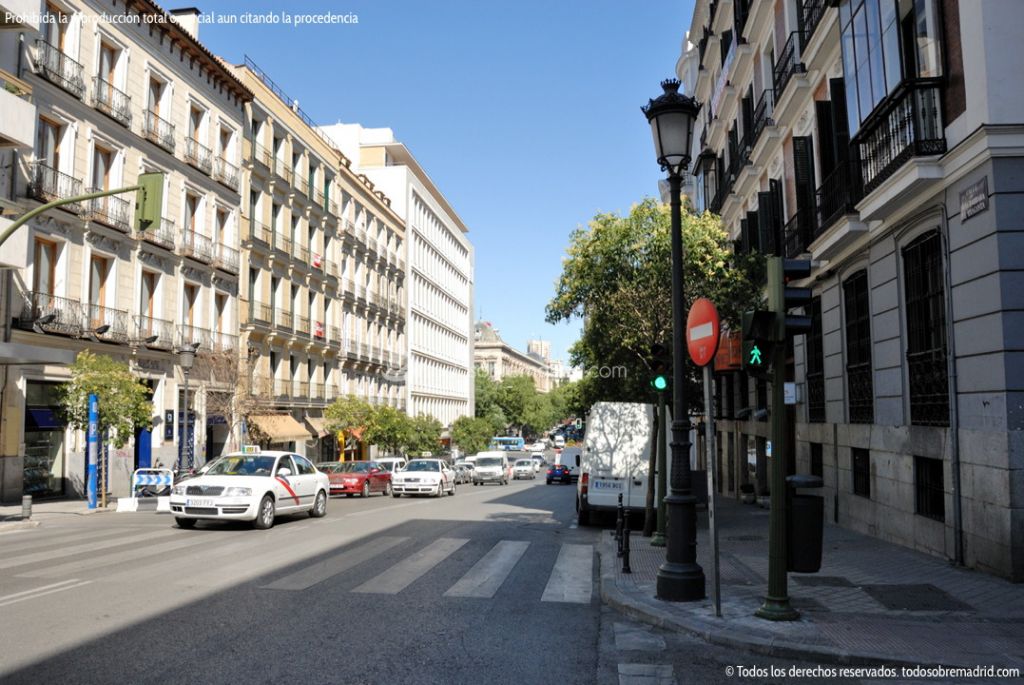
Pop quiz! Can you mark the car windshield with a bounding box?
[477,457,502,467]
[315,463,341,473]
[515,460,532,466]
[405,460,439,472]
[337,462,371,473]
[205,456,277,476]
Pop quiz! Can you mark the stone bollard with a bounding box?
[22,495,32,520]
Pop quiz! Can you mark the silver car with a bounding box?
[513,459,535,480]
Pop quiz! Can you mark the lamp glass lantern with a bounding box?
[642,79,701,175]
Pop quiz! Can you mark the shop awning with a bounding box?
[248,414,313,442]
[305,416,329,438]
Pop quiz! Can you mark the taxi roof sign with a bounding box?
[241,445,261,454]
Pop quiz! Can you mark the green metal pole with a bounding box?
[756,256,797,621]
[652,391,667,547]
[0,184,143,249]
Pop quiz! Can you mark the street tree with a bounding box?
[57,350,152,449]
[406,413,443,455]
[193,348,268,453]
[474,368,500,419]
[363,405,412,457]
[325,395,373,457]
[496,374,536,434]
[451,415,493,455]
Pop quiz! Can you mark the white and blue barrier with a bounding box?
[116,468,175,513]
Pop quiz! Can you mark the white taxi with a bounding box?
[391,458,456,497]
[169,449,330,529]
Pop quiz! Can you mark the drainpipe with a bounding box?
[939,203,964,567]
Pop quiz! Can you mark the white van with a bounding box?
[555,446,581,483]
[575,401,671,526]
[376,456,408,474]
[471,450,512,485]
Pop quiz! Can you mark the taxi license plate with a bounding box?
[186,498,214,507]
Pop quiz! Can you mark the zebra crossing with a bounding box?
[0,523,596,608]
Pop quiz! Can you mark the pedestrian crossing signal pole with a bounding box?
[755,257,812,622]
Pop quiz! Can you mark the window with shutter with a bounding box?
[793,136,817,250]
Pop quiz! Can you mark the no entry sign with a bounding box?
[686,298,721,367]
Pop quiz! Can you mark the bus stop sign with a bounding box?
[686,298,721,367]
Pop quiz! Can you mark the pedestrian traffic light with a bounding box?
[768,257,813,340]
[134,172,164,231]
[741,310,774,375]
[649,343,671,391]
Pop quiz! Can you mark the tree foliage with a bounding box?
[324,395,373,455]
[406,414,443,455]
[451,415,494,455]
[546,199,762,410]
[363,405,411,457]
[57,350,153,448]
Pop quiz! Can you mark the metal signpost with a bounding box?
[686,298,723,617]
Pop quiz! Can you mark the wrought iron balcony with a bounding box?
[856,78,946,195]
[296,315,311,338]
[34,39,85,98]
[178,324,214,351]
[274,378,292,398]
[213,157,240,191]
[328,325,341,347]
[85,302,131,343]
[273,157,292,184]
[772,31,805,101]
[214,243,240,273]
[293,380,310,399]
[847,361,874,424]
[185,137,213,174]
[310,382,325,402]
[143,110,175,153]
[800,0,828,50]
[294,175,308,197]
[907,348,949,426]
[213,331,238,352]
[272,232,292,256]
[816,160,863,235]
[806,370,825,423]
[708,185,727,214]
[93,77,131,128]
[28,162,83,212]
[180,231,214,263]
[752,89,775,149]
[294,243,310,264]
[143,218,176,250]
[135,315,174,349]
[252,142,272,168]
[274,308,293,330]
[249,221,272,247]
[85,188,132,233]
[18,291,84,336]
[783,205,818,258]
[249,300,272,325]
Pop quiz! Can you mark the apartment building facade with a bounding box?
[230,61,407,459]
[0,0,250,502]
[321,124,475,428]
[474,322,551,393]
[680,0,1024,580]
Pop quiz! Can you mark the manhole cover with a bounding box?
[793,575,855,587]
[726,535,764,542]
[861,584,974,611]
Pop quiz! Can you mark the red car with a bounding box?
[316,461,392,497]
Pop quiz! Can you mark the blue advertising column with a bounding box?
[87,393,99,509]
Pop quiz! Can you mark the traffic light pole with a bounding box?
[656,171,706,602]
[651,391,667,547]
[756,257,798,621]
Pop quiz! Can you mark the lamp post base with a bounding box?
[656,561,706,601]
[650,532,666,547]
[755,595,799,621]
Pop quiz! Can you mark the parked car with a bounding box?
[473,453,510,485]
[546,463,572,485]
[513,459,535,480]
[453,463,474,484]
[530,452,545,472]
[169,450,329,529]
[316,460,392,498]
[391,458,456,497]
[376,457,408,474]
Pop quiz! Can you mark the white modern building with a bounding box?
[321,124,475,427]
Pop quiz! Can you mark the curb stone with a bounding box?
[0,520,42,532]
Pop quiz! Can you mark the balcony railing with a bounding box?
[82,303,130,343]
[93,77,131,127]
[143,110,175,153]
[249,221,272,247]
[185,137,214,174]
[252,142,272,168]
[213,157,240,191]
[800,0,828,50]
[249,300,272,324]
[783,210,814,258]
[806,370,825,423]
[296,315,311,338]
[856,78,946,195]
[85,188,131,233]
[178,324,214,351]
[273,157,292,183]
[34,39,85,98]
[310,383,325,401]
[907,349,949,427]
[294,244,310,264]
[135,315,174,349]
[293,381,309,399]
[272,232,292,255]
[294,175,308,196]
[214,243,240,273]
[752,89,775,148]
[708,185,727,214]
[328,325,341,347]
[274,308,293,330]
[180,231,214,263]
[213,331,239,352]
[143,218,177,250]
[773,32,805,102]
[815,160,863,236]
[847,361,874,424]
[274,379,292,398]
[28,162,83,212]
[18,291,85,337]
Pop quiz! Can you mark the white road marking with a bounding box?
[0,528,131,554]
[541,543,593,604]
[262,536,408,591]
[352,537,468,595]
[0,579,92,608]
[444,540,530,598]
[0,529,181,570]
[18,534,220,579]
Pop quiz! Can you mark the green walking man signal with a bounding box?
[748,344,762,365]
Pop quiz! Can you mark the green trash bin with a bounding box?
[786,474,823,573]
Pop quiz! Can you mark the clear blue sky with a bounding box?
[193,0,695,364]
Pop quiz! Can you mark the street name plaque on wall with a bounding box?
[960,177,989,222]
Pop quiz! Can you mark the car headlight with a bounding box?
[172,485,186,496]
[223,487,252,497]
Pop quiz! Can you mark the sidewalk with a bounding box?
[600,497,1024,670]
[0,498,116,532]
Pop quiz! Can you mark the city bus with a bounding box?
[489,436,525,452]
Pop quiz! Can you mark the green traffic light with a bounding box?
[749,345,763,365]
[653,375,668,391]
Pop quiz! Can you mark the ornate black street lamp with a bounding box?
[177,342,199,471]
[642,79,706,602]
